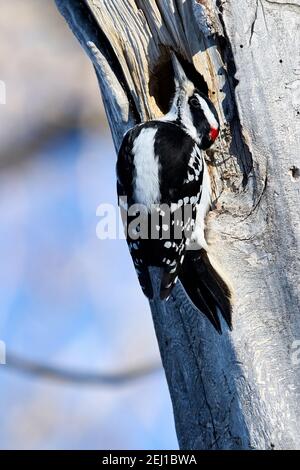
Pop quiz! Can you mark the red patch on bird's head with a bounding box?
[209,127,219,142]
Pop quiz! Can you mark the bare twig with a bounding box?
[4,352,161,386]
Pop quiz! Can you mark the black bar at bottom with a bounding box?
[0,450,292,466]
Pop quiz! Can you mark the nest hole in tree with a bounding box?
[149,50,209,114]
[288,165,300,182]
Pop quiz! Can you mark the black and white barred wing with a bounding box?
[159,143,205,299]
[117,127,154,298]
[117,122,205,301]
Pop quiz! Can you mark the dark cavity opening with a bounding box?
[289,165,300,181]
[149,49,209,115]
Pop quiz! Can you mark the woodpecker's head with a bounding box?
[168,54,220,149]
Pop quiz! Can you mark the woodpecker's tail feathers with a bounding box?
[179,249,233,334]
[160,268,179,301]
[137,268,154,299]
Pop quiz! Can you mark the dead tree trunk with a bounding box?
[55,0,300,449]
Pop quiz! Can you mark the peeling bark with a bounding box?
[55,0,300,449]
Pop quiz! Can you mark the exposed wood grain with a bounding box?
[212,0,300,449]
[55,0,300,449]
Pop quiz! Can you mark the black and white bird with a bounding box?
[117,54,232,333]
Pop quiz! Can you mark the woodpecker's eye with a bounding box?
[190,97,200,108]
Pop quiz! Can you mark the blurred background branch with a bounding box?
[5,352,161,386]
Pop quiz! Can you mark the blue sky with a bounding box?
[0,129,178,449]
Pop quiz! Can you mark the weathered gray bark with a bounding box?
[55,0,300,449]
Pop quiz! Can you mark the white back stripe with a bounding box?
[133,127,160,210]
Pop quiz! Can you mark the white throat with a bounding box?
[160,88,199,143]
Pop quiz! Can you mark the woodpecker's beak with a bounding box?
[171,53,188,89]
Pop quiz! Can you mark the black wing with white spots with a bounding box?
[117,121,204,300]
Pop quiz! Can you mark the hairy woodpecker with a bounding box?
[117,54,232,333]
